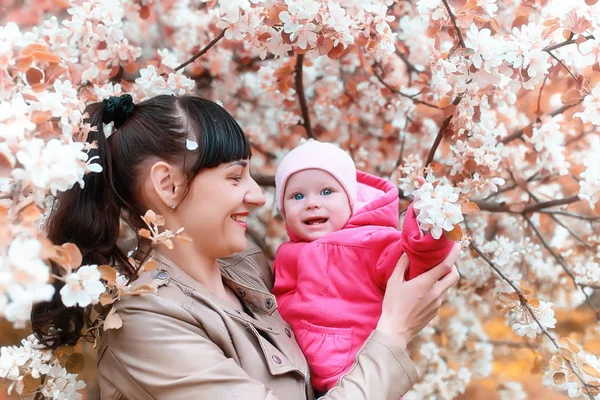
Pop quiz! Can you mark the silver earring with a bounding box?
[169,204,176,212]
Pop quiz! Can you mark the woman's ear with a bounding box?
[149,161,184,210]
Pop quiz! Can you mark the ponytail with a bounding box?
[32,100,132,349]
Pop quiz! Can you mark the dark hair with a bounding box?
[31,95,251,349]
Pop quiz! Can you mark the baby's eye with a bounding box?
[293,193,304,200]
[321,189,332,196]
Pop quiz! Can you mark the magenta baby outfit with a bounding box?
[272,171,454,392]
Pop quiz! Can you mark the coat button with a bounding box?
[237,289,245,298]
[156,271,169,280]
[285,328,292,338]
[272,355,282,364]
[265,298,274,309]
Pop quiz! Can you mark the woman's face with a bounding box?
[177,159,265,259]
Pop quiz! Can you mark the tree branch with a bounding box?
[470,242,596,400]
[395,49,422,74]
[523,214,600,322]
[441,0,466,48]
[539,210,600,222]
[372,66,439,109]
[500,104,579,144]
[425,95,463,167]
[174,29,227,72]
[546,50,580,84]
[252,174,275,186]
[294,53,315,139]
[475,195,581,214]
[542,35,595,52]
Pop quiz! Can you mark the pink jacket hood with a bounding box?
[285,171,399,242]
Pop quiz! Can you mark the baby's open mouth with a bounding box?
[303,217,328,225]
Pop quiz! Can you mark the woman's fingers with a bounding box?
[389,254,409,284]
[433,265,460,293]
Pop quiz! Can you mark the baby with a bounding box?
[272,140,455,393]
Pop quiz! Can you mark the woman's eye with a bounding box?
[321,189,332,196]
[230,176,242,182]
[293,193,304,200]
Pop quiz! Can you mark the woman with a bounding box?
[32,94,460,399]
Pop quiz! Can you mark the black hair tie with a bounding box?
[102,94,135,129]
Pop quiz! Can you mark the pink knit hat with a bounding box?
[275,140,357,216]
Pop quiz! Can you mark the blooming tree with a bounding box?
[1,0,600,398]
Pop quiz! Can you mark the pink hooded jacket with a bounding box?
[272,171,454,392]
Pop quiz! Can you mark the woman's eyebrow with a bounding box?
[226,160,248,168]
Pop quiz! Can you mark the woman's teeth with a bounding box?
[231,215,247,223]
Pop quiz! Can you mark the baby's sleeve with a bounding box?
[272,242,302,297]
[401,203,455,280]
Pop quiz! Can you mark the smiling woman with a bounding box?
[31,94,255,348]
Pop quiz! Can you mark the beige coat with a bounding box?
[96,238,418,399]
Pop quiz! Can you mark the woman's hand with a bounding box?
[376,243,461,349]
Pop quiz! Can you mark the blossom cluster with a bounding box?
[412,175,464,240]
[0,335,86,400]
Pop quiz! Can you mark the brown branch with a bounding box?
[441,0,466,48]
[372,66,439,109]
[470,242,596,400]
[174,29,227,72]
[500,104,579,144]
[525,195,581,213]
[295,53,315,139]
[546,50,579,84]
[547,211,594,250]
[252,174,275,186]
[250,142,277,160]
[523,214,600,322]
[539,210,600,222]
[425,95,463,167]
[395,49,422,74]
[475,195,581,214]
[566,128,598,146]
[543,35,595,52]
[536,75,548,115]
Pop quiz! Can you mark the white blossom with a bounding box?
[60,265,106,308]
[413,177,464,239]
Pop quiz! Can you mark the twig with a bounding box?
[441,0,466,48]
[395,49,422,74]
[470,242,596,400]
[525,195,581,213]
[251,174,275,186]
[425,95,462,167]
[523,214,600,322]
[294,53,315,139]
[372,66,439,109]
[540,210,600,222]
[536,75,548,115]
[546,50,579,84]
[500,104,579,144]
[543,35,595,52]
[566,128,598,146]
[547,212,594,250]
[475,195,581,214]
[250,141,277,159]
[174,29,227,72]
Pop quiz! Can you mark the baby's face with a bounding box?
[283,169,352,242]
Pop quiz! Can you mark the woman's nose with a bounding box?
[245,176,266,207]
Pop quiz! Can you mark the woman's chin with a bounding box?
[229,235,247,254]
